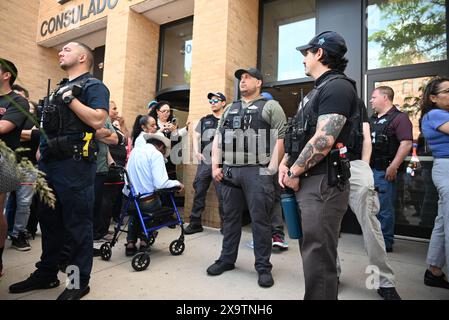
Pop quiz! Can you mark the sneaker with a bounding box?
[57,285,90,300]
[206,260,235,276]
[377,287,401,300]
[424,269,449,289]
[258,271,274,288]
[272,234,288,250]
[9,273,60,294]
[184,223,203,235]
[11,232,31,251]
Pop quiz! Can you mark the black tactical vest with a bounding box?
[292,75,357,153]
[220,98,272,157]
[199,114,219,152]
[369,108,401,170]
[42,77,100,137]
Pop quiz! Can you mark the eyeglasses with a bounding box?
[436,88,449,95]
[209,99,222,104]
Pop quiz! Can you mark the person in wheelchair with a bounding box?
[123,132,184,256]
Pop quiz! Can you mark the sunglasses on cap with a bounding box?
[209,99,222,104]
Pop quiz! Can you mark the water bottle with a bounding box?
[280,189,302,239]
[406,143,421,177]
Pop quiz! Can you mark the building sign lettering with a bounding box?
[40,0,119,37]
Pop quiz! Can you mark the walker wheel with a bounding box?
[132,252,150,271]
[169,240,185,256]
[100,242,112,261]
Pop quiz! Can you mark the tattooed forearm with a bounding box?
[306,153,325,170]
[313,136,329,152]
[294,142,313,167]
[291,114,346,173]
[319,114,346,139]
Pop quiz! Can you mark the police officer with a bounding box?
[369,86,412,253]
[280,31,356,299]
[184,92,226,235]
[336,98,401,300]
[9,42,110,300]
[208,68,286,288]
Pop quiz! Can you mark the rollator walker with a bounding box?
[99,166,185,271]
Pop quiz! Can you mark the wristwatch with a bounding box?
[63,94,75,104]
[287,169,298,178]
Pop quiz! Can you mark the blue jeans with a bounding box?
[427,159,449,274]
[5,170,37,237]
[373,169,397,249]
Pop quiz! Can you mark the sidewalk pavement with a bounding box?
[1,225,448,300]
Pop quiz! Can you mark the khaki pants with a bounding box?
[348,160,395,287]
[296,173,349,300]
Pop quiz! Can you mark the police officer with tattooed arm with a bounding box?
[279,31,356,300]
[9,42,109,300]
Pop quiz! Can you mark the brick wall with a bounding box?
[103,6,159,129]
[0,0,65,102]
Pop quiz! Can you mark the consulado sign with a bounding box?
[40,0,119,37]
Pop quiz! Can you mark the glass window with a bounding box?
[367,0,447,70]
[260,0,316,83]
[159,19,193,90]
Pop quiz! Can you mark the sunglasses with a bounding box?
[436,88,449,95]
[209,99,222,104]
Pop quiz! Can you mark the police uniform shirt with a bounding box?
[39,72,110,160]
[195,114,219,151]
[217,96,287,166]
[0,91,30,151]
[312,70,357,147]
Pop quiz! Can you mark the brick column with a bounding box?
[184,0,259,228]
[103,5,159,128]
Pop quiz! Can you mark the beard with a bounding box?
[240,86,257,97]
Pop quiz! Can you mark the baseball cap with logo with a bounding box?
[234,68,263,83]
[296,31,347,58]
[207,92,226,101]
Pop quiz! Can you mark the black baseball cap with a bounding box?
[207,92,226,101]
[296,31,347,58]
[234,68,263,82]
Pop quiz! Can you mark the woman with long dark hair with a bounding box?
[131,114,157,148]
[149,101,188,180]
[420,76,449,290]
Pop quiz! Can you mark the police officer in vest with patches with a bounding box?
[9,42,110,300]
[280,31,356,299]
[184,92,226,235]
[208,68,287,288]
[369,86,412,253]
